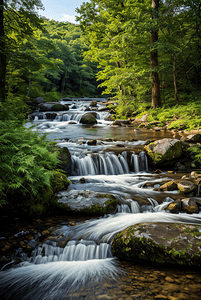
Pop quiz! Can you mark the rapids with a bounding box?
[1,98,201,300]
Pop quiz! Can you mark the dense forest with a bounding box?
[0,0,201,213]
[76,0,201,111]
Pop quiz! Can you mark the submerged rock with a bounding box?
[144,138,183,166]
[112,222,201,266]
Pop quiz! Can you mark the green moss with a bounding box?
[112,225,201,267]
[145,140,183,166]
[51,104,64,111]
[54,194,118,216]
[51,170,71,193]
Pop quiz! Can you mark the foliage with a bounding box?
[76,0,201,109]
[187,146,201,168]
[0,120,70,213]
[4,17,103,100]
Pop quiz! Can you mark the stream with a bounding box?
[1,98,201,300]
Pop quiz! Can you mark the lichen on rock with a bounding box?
[112,222,201,266]
[144,138,183,166]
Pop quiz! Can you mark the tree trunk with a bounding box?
[151,0,161,108]
[0,0,6,102]
[173,54,178,102]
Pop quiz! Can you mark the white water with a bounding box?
[3,98,201,299]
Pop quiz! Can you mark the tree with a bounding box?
[0,0,43,102]
[76,0,161,106]
[151,0,161,108]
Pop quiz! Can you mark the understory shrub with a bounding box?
[0,120,70,214]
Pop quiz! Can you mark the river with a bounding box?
[1,98,201,300]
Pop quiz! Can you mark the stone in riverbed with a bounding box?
[55,190,118,216]
[144,138,183,166]
[177,180,197,194]
[112,119,131,126]
[166,200,181,213]
[183,133,201,143]
[181,198,199,214]
[112,222,201,266]
[80,113,97,125]
[159,181,178,191]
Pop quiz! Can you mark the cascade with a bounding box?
[3,98,201,300]
[71,152,131,176]
[71,151,147,176]
[130,151,149,172]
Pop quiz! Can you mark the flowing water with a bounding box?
[1,98,201,300]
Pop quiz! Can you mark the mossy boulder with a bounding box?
[38,102,69,112]
[166,200,181,214]
[177,180,197,194]
[80,113,97,125]
[159,180,178,191]
[144,138,183,166]
[50,171,71,194]
[112,222,201,266]
[57,147,71,175]
[55,190,118,216]
[181,198,199,214]
[184,133,201,143]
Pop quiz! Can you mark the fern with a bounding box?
[0,120,70,214]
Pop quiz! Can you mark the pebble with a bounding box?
[165,276,174,283]
[41,230,50,235]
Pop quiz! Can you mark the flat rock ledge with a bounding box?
[112,222,201,266]
[55,190,118,215]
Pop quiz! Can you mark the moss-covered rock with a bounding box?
[144,138,183,166]
[80,113,97,125]
[177,180,197,194]
[55,190,118,216]
[112,222,201,266]
[57,147,71,175]
[38,102,69,112]
[51,170,71,194]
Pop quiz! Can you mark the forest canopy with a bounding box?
[76,0,201,110]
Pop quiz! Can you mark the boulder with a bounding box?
[144,138,183,166]
[90,101,97,107]
[38,102,69,112]
[33,97,45,104]
[184,133,201,143]
[177,180,197,194]
[98,107,109,111]
[159,180,178,191]
[166,200,181,213]
[181,198,199,214]
[80,113,97,125]
[87,140,97,146]
[112,222,201,266]
[112,119,131,126]
[57,147,71,175]
[55,190,118,216]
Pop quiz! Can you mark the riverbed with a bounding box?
[1,98,201,300]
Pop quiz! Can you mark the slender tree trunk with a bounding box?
[173,54,178,102]
[26,76,32,97]
[151,0,161,108]
[0,0,6,102]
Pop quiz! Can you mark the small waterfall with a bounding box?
[71,152,130,176]
[131,151,148,172]
[117,204,131,213]
[29,240,113,265]
[130,200,141,213]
